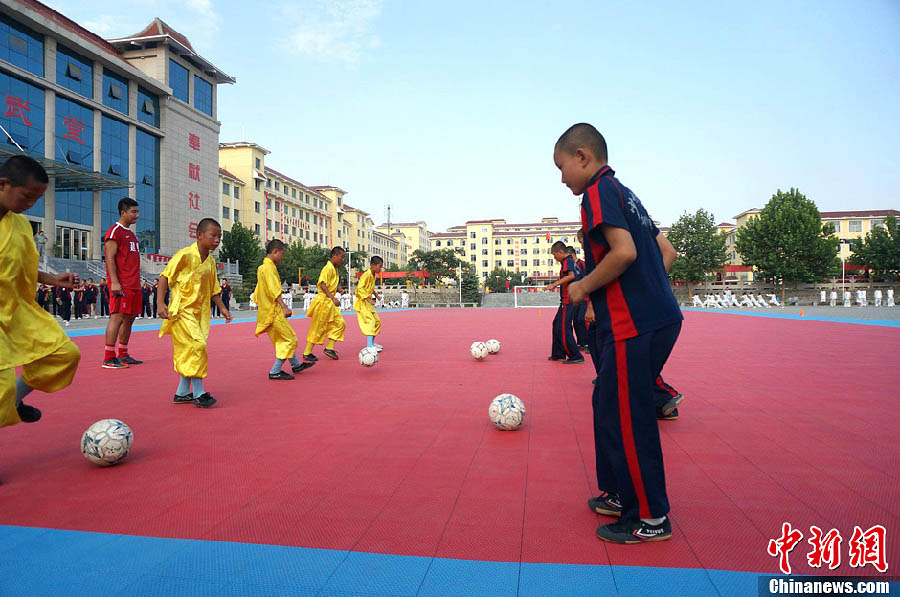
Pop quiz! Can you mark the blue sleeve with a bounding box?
[582,178,630,234]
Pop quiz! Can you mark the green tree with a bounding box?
[219,222,264,285]
[735,188,839,298]
[460,264,480,304]
[408,249,462,280]
[485,267,529,292]
[667,209,728,297]
[849,215,900,280]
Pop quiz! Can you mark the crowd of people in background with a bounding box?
[34,276,174,326]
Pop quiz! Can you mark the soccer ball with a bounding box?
[358,346,379,367]
[485,339,501,354]
[489,394,526,431]
[470,341,488,360]
[81,419,133,466]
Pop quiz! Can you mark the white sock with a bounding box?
[640,516,666,525]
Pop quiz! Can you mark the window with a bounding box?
[306,194,310,204]
[255,157,261,169]
[314,232,318,242]
[520,260,527,267]
[0,14,44,76]
[305,212,310,222]
[222,181,230,195]
[470,255,476,263]
[222,206,230,219]
[534,236,541,243]
[470,232,476,239]
[481,237,488,244]
[292,226,297,236]
[848,220,862,233]
[470,243,476,250]
[137,87,159,127]
[494,239,501,245]
[234,209,240,220]
[99,115,129,233]
[274,202,281,212]
[507,249,514,255]
[194,75,212,116]
[169,59,189,103]
[102,69,128,114]
[254,180,261,191]
[313,215,318,225]
[234,186,240,199]
[481,248,488,255]
[266,199,272,209]
[57,45,93,97]
[255,224,260,235]
[532,259,540,266]
[507,260,514,267]
[275,222,280,232]
[482,260,488,267]
[266,179,271,188]
[134,130,160,252]
[306,230,310,240]
[55,96,93,173]
[447,240,453,247]
[521,238,527,244]
[547,259,555,266]
[520,249,527,255]
[871,219,885,230]
[254,201,260,213]
[507,239,513,245]
[435,240,441,247]
[275,181,280,191]
[494,249,502,255]
[292,188,296,198]
[532,248,539,254]
[495,260,502,267]
[267,219,272,230]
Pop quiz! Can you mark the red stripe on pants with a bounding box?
[656,376,677,397]
[615,340,651,519]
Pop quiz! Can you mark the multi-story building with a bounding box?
[1,2,233,259]
[217,167,245,233]
[310,185,349,250]
[371,229,403,268]
[375,221,429,263]
[431,217,582,280]
[218,142,268,238]
[342,203,372,254]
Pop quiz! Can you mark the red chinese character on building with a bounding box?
[189,163,200,181]
[189,192,199,210]
[848,525,888,573]
[189,133,200,151]
[768,522,804,575]
[807,526,842,570]
[61,116,86,144]
[4,95,32,126]
[188,222,198,239]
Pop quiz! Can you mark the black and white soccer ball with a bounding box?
[489,394,526,431]
[81,419,133,466]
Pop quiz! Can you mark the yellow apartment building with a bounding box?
[263,166,331,248]
[375,221,430,264]
[217,168,246,233]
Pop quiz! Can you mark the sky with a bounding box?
[47,0,900,231]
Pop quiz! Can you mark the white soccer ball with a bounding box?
[489,394,526,431]
[470,341,488,360]
[485,339,501,354]
[358,346,379,367]
[81,419,133,466]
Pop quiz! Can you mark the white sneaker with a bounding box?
[94,315,98,319]
[374,344,383,352]
[64,321,69,327]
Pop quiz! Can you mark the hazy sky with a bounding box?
[49,0,900,230]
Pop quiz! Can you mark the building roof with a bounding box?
[263,166,330,201]
[310,185,348,194]
[376,221,426,228]
[218,168,244,184]
[820,209,900,219]
[108,18,235,84]
[465,219,505,225]
[732,208,762,219]
[430,232,465,238]
[717,222,735,228]
[342,204,369,215]
[219,141,271,155]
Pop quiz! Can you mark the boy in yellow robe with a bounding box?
[354,255,384,351]
[254,239,315,380]
[0,156,81,437]
[303,246,346,361]
[157,219,231,408]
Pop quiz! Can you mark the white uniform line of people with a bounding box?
[692,288,896,309]
[819,288,894,308]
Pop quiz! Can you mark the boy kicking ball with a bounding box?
[354,256,384,352]
[254,239,315,380]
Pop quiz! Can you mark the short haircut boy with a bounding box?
[0,155,49,186]
[330,246,345,257]
[551,240,567,253]
[197,218,221,234]
[266,239,286,253]
[555,123,608,163]
[117,197,138,214]
[370,255,383,266]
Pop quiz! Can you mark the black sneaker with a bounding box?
[579,345,590,353]
[548,356,565,361]
[102,358,128,369]
[192,393,217,408]
[658,407,679,421]
[16,402,41,423]
[596,517,672,544]
[119,355,143,365]
[291,362,315,373]
[268,371,295,380]
[592,377,598,385]
[562,356,584,364]
[323,349,339,360]
[660,393,684,417]
[302,353,318,362]
[588,493,622,517]
[173,393,193,404]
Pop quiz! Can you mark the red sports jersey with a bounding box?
[104,223,141,289]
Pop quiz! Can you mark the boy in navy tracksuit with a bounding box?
[545,241,584,364]
[555,123,683,543]
[567,246,589,350]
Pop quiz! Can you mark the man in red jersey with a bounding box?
[102,198,143,368]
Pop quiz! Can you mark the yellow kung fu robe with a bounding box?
[353,269,381,337]
[305,261,345,345]
[254,258,298,359]
[158,243,220,378]
[0,212,81,427]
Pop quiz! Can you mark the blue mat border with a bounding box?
[681,307,900,327]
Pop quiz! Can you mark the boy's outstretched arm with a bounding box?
[569,224,636,305]
[37,271,77,289]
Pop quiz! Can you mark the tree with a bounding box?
[219,222,264,285]
[849,216,900,280]
[666,209,727,297]
[408,249,462,280]
[460,264,480,304]
[735,188,839,297]
[485,267,529,293]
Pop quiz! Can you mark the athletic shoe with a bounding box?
[64,321,69,327]
[592,377,598,385]
[596,517,672,544]
[548,356,565,361]
[102,358,129,369]
[16,402,41,423]
[302,353,318,362]
[588,493,622,517]
[119,355,143,365]
[562,356,585,364]
[173,393,193,404]
[579,344,590,352]
[374,344,384,352]
[268,371,295,380]
[291,362,315,373]
[658,407,679,421]
[660,393,684,417]
[193,393,216,408]
[323,349,339,360]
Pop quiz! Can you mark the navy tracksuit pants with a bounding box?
[592,321,681,521]
[551,303,578,359]
[573,302,588,347]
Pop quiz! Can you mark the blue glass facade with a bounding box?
[54,97,94,226]
[1,72,46,218]
[137,86,159,127]
[135,129,160,253]
[56,44,93,98]
[169,59,189,103]
[102,69,129,115]
[100,116,129,235]
[0,13,43,76]
[194,75,212,116]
